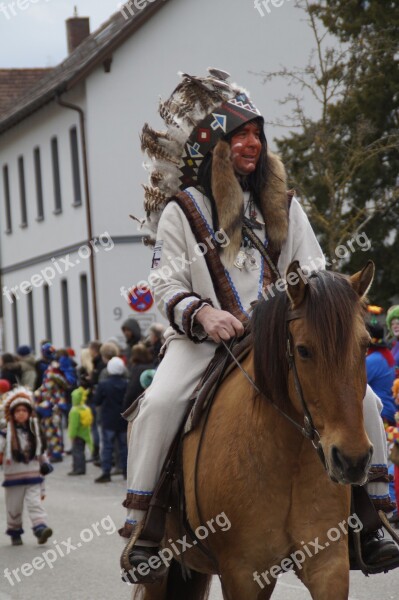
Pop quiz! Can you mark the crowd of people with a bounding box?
[1,300,399,550]
[366,305,399,527]
[0,318,165,546]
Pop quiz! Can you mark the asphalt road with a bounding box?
[0,458,398,599]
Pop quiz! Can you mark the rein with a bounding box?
[239,221,324,462]
[221,308,327,469]
[190,310,327,597]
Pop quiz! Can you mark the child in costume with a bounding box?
[67,386,93,475]
[0,379,12,429]
[0,387,53,545]
[34,347,69,463]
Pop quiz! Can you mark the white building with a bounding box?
[0,0,315,353]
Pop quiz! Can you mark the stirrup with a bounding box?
[120,521,144,581]
[120,521,168,584]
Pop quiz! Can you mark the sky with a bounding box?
[0,0,124,67]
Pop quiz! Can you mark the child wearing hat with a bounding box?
[0,387,54,545]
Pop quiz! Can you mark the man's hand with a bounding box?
[195,305,244,343]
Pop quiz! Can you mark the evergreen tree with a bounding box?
[263,1,399,303]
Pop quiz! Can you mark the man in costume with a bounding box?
[120,69,398,580]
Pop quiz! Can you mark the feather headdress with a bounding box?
[141,68,263,233]
[3,387,42,463]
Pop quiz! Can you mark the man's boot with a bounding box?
[120,493,169,584]
[361,529,399,565]
[351,484,399,573]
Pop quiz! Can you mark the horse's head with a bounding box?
[286,260,374,485]
[253,261,374,485]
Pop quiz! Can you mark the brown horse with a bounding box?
[132,260,375,600]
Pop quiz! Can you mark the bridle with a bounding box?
[192,306,327,597]
[221,307,327,469]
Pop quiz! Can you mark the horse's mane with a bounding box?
[252,270,363,411]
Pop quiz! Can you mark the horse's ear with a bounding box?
[286,260,308,308]
[350,260,375,299]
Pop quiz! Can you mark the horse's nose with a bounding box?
[331,445,373,483]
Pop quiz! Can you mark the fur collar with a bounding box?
[211,140,289,265]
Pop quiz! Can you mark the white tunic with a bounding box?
[150,187,325,342]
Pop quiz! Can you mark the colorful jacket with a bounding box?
[366,351,396,423]
[68,388,93,450]
[34,362,69,418]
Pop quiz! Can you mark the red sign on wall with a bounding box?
[128,287,154,313]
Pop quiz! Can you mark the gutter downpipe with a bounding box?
[56,94,99,340]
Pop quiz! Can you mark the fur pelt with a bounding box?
[211,140,289,265]
[211,141,244,265]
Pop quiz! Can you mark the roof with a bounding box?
[0,69,52,118]
[0,0,170,135]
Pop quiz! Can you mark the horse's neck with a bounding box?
[235,350,306,468]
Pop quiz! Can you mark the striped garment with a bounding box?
[0,428,44,487]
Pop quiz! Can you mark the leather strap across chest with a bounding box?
[172,191,280,320]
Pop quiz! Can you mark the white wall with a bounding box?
[2,249,93,352]
[94,240,159,345]
[0,85,87,267]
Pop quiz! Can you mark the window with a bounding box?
[18,156,28,226]
[61,279,71,346]
[2,165,12,232]
[27,290,35,352]
[70,126,82,206]
[11,295,19,349]
[51,136,62,213]
[43,284,52,341]
[34,147,44,220]
[80,273,90,343]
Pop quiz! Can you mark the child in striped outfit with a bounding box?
[0,387,53,545]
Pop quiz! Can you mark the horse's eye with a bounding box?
[297,345,310,359]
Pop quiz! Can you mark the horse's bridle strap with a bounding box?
[221,341,310,439]
[221,307,327,469]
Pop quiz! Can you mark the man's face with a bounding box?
[230,121,262,176]
[391,318,399,338]
[122,328,133,342]
[13,405,30,424]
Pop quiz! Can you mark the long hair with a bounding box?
[196,117,268,231]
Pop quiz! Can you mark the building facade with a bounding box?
[0,0,315,353]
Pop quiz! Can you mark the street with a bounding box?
[0,458,398,599]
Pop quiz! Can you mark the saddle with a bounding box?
[185,330,252,434]
[133,332,251,545]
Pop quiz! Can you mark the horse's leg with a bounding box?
[218,567,276,600]
[295,544,349,600]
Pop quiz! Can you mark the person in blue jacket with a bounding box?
[366,322,396,426]
[93,357,128,483]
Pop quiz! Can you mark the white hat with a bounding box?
[107,357,125,376]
